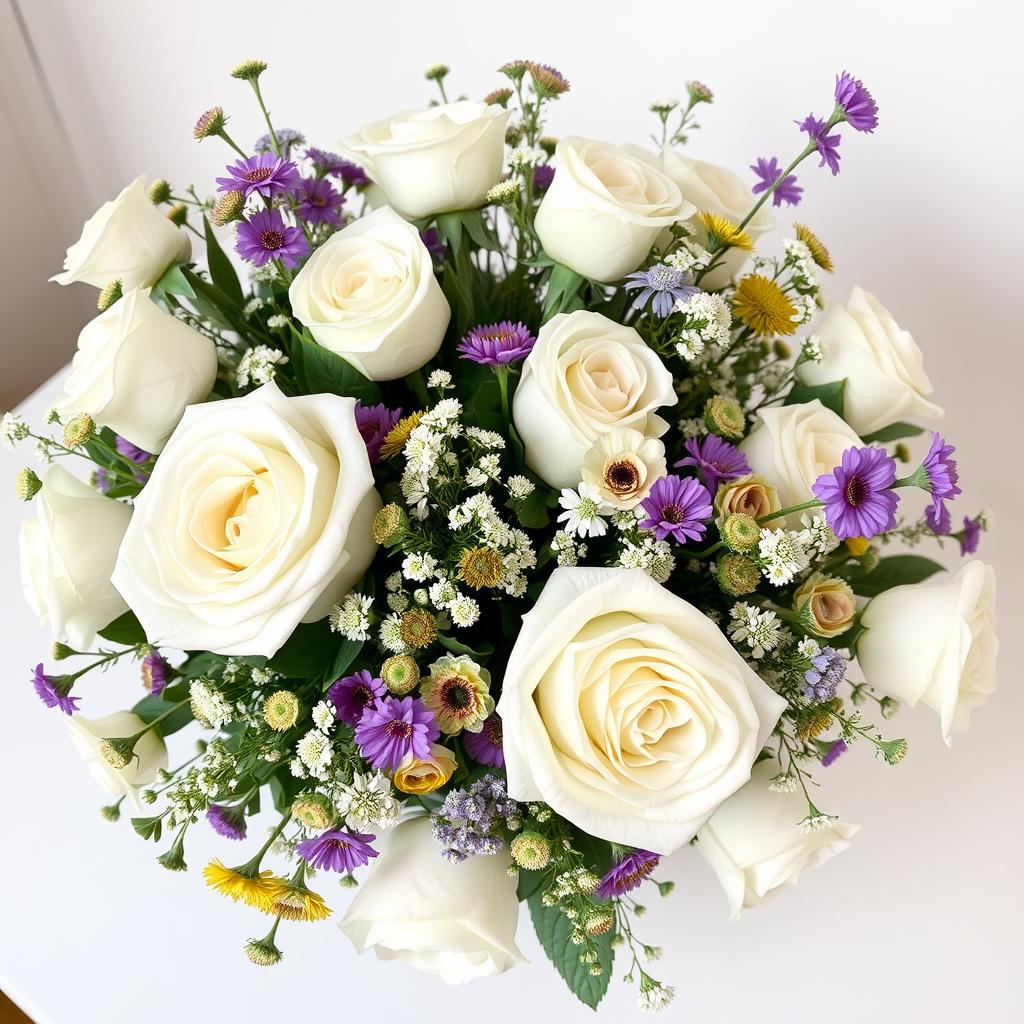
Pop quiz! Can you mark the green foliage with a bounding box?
[131,815,164,842]
[150,263,195,304]
[843,554,945,597]
[784,378,846,418]
[541,262,586,321]
[202,216,244,306]
[861,421,926,444]
[99,610,147,646]
[266,619,357,681]
[132,681,194,736]
[290,327,382,403]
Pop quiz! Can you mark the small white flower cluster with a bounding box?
[448,491,536,597]
[508,144,545,170]
[426,368,453,389]
[728,603,787,659]
[466,452,502,488]
[486,179,520,205]
[618,536,676,584]
[190,678,234,729]
[757,514,838,586]
[550,529,587,567]
[399,399,465,517]
[800,512,840,557]
[637,980,676,1014]
[507,474,535,500]
[768,770,800,794]
[1,412,29,449]
[791,292,819,326]
[783,238,820,291]
[163,739,238,821]
[242,296,265,318]
[334,771,401,832]
[673,292,732,360]
[801,333,823,363]
[329,592,374,641]
[235,345,289,388]
[665,238,711,275]
[295,705,336,780]
[797,636,822,659]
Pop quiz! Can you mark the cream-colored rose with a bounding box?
[288,206,450,381]
[714,473,781,528]
[793,573,856,638]
[512,311,677,489]
[20,465,131,649]
[52,175,191,289]
[497,567,786,854]
[798,287,943,436]
[67,711,168,811]
[339,816,524,984]
[696,760,859,920]
[535,137,695,282]
[740,400,862,525]
[858,561,997,745]
[55,288,216,453]
[112,380,381,657]
[340,101,510,220]
[580,428,667,510]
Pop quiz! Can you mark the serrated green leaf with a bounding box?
[98,610,147,646]
[843,554,945,598]
[292,329,382,403]
[861,421,926,444]
[785,379,846,418]
[202,215,244,306]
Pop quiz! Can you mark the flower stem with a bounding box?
[757,499,822,526]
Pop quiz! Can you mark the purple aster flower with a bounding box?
[675,434,750,493]
[812,446,899,539]
[296,828,378,873]
[206,803,247,841]
[821,738,849,767]
[296,176,344,226]
[215,152,302,199]
[115,435,152,484]
[141,652,169,698]
[804,647,846,702]
[533,164,555,191]
[235,208,309,268]
[254,128,306,157]
[596,850,660,900]
[960,515,982,556]
[355,696,439,771]
[32,664,79,715]
[420,226,446,262]
[797,114,842,176]
[638,475,713,544]
[304,150,370,188]
[623,264,700,318]
[750,156,803,207]
[327,669,386,727]
[463,711,504,768]
[834,72,878,133]
[917,432,961,527]
[925,501,952,535]
[354,401,403,464]
[457,321,536,366]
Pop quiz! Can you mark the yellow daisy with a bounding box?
[271,882,332,923]
[457,546,505,590]
[697,211,752,252]
[203,859,287,913]
[732,274,799,337]
[380,411,424,460]
[794,223,834,272]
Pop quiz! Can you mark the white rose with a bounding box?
[67,711,168,811]
[340,101,510,220]
[581,428,667,510]
[696,760,859,920]
[497,567,786,854]
[858,560,997,745]
[54,288,216,453]
[797,287,943,436]
[20,465,131,649]
[740,400,862,523]
[111,380,381,657]
[52,175,191,289]
[512,310,677,489]
[288,206,450,381]
[339,816,525,984]
[535,137,695,282]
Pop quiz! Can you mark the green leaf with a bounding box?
[861,421,926,444]
[785,379,846,418]
[131,815,163,842]
[99,610,147,646]
[843,554,945,598]
[202,216,244,306]
[437,634,495,659]
[267,620,338,678]
[181,268,246,333]
[151,263,195,303]
[324,639,363,684]
[292,329,382,403]
[178,651,226,678]
[542,263,586,322]
[132,684,194,736]
[528,893,615,1009]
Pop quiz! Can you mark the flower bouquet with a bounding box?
[5,57,998,1012]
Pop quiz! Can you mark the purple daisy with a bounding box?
[638,475,713,544]
[420,227,446,262]
[32,664,79,715]
[296,828,378,873]
[925,501,952,535]
[623,264,700,318]
[533,164,555,191]
[216,152,302,199]
[141,652,169,698]
[804,647,846,702]
[327,669,386,728]
[834,72,878,133]
[812,446,899,539]
[675,434,750,493]
[960,515,982,556]
[206,803,247,841]
[354,401,403,464]
[821,738,849,767]
[797,114,842,176]
[304,150,369,189]
[355,696,439,772]
[235,208,309,268]
[918,432,961,526]
[254,128,306,157]
[463,711,504,768]
[596,849,660,900]
[457,321,536,366]
[296,176,344,225]
[750,156,803,207]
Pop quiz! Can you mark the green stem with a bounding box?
[495,365,511,424]
[757,499,822,526]
[250,81,280,156]
[217,128,250,161]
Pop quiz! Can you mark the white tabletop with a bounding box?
[1,371,1020,1024]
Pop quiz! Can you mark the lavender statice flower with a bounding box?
[457,321,536,365]
[354,401,403,463]
[235,209,309,268]
[216,153,301,199]
[296,828,378,873]
[463,711,504,768]
[327,669,386,728]
[834,72,878,133]
[596,849,660,900]
[624,264,699,318]
[533,164,555,191]
[32,664,79,715]
[141,652,169,698]
[206,803,247,840]
[638,475,713,544]
[797,114,842,175]
[675,434,750,492]
[295,176,344,225]
[804,646,846,702]
[430,775,521,862]
[750,156,803,207]
[821,738,849,767]
[254,128,306,157]
[812,446,899,539]
[960,515,982,555]
[355,696,439,771]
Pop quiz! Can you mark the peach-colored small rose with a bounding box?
[793,574,856,638]
[714,473,781,529]
[393,743,457,795]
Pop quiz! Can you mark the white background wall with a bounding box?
[1,0,1022,1021]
